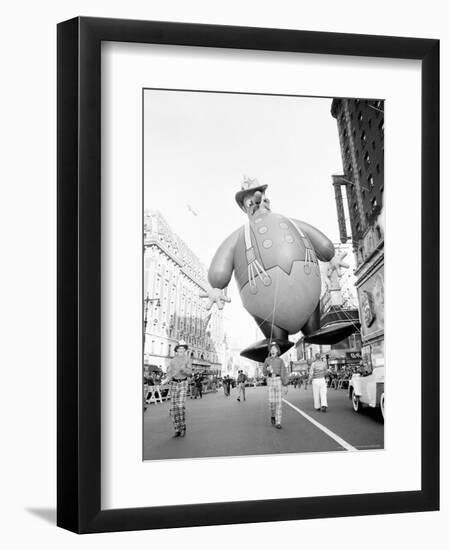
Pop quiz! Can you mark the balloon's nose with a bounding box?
[253,191,262,204]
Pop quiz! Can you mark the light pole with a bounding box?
[144,293,160,350]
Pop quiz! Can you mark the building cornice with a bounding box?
[145,240,209,292]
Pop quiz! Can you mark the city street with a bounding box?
[143,385,384,460]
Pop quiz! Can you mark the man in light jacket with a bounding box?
[308,353,328,412]
[236,370,247,402]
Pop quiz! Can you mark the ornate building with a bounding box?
[331,98,384,369]
[144,211,225,374]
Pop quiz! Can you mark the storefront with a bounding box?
[357,263,384,370]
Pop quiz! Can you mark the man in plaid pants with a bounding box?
[263,342,289,429]
[166,341,192,437]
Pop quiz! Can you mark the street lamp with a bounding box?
[144,293,160,348]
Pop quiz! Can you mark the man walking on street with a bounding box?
[308,353,328,412]
[236,370,247,402]
[223,375,232,397]
[195,373,203,399]
[165,341,192,437]
[263,342,289,428]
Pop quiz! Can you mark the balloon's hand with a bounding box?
[199,288,231,310]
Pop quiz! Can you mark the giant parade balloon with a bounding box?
[200,176,335,362]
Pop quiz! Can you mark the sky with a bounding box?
[144,89,343,349]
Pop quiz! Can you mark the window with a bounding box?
[368,174,374,188]
[358,111,363,122]
[368,119,372,128]
[372,140,376,151]
[379,119,384,137]
[361,131,367,145]
[376,164,380,174]
[371,197,377,208]
[364,151,371,167]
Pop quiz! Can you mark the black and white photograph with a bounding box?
[0,0,444,542]
[142,90,385,460]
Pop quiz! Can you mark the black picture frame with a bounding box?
[57,16,439,533]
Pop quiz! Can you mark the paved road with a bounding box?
[143,385,384,461]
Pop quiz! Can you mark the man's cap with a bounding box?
[174,340,189,352]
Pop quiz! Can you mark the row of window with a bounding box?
[147,339,220,363]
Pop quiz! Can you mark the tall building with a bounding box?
[143,211,225,374]
[331,98,385,369]
[225,347,259,379]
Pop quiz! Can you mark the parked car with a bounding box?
[348,365,384,420]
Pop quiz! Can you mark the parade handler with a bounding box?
[263,342,289,429]
[200,176,335,363]
[308,352,328,412]
[165,341,192,437]
[236,370,247,402]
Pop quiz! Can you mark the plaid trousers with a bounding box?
[267,376,283,424]
[169,379,188,432]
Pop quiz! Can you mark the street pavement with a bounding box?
[143,385,384,461]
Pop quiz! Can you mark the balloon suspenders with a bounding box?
[244,222,271,294]
[244,219,319,290]
[287,218,319,275]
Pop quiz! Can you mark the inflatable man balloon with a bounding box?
[201,176,335,362]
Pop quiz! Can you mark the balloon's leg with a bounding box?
[300,302,321,336]
[239,317,293,362]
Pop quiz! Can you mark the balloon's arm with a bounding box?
[293,219,335,262]
[207,227,241,289]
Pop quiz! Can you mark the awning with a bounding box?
[191,359,211,373]
[192,359,210,366]
[303,321,360,345]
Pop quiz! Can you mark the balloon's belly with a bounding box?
[239,261,321,334]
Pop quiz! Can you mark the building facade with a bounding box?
[143,211,226,374]
[331,98,385,369]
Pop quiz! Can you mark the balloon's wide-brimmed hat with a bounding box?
[174,340,189,352]
[235,176,268,210]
